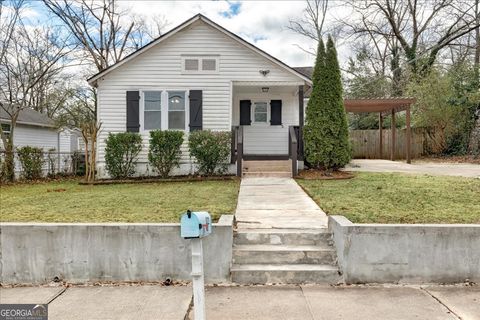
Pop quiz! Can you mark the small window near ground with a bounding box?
[1,123,11,137]
[253,102,268,123]
[144,91,162,130]
[168,91,186,130]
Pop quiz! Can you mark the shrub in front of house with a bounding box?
[17,146,44,180]
[105,132,142,179]
[188,130,231,175]
[148,130,184,178]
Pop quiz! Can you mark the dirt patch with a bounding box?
[47,188,67,193]
[297,169,355,180]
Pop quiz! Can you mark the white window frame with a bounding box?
[251,100,270,126]
[181,55,219,74]
[1,123,11,136]
[140,89,190,132]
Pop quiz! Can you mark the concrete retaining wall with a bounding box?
[0,215,234,284]
[329,216,480,284]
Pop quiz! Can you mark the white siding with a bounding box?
[232,93,298,155]
[5,125,58,177]
[13,125,58,150]
[58,130,72,153]
[96,20,304,176]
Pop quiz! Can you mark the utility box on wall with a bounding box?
[180,210,212,239]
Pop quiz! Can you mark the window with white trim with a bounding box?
[253,101,268,123]
[1,123,11,138]
[144,91,162,130]
[168,91,186,130]
[182,56,218,73]
[141,90,188,131]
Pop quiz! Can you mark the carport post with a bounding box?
[378,113,383,159]
[406,106,411,164]
[390,109,396,161]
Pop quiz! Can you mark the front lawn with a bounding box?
[0,179,240,223]
[297,172,480,224]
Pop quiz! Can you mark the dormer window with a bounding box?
[182,56,219,73]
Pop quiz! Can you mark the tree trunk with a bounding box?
[475,0,480,87]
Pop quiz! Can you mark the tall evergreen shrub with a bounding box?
[304,36,351,170]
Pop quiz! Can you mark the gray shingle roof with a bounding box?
[0,106,55,128]
[293,67,313,80]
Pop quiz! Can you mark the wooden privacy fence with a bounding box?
[350,128,427,159]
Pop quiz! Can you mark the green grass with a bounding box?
[0,179,240,223]
[297,172,480,224]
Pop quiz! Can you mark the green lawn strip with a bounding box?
[0,179,240,223]
[297,172,480,224]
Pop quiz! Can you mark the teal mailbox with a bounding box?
[181,210,212,239]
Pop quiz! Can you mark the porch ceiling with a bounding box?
[233,84,298,95]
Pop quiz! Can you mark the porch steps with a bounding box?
[231,228,341,284]
[242,160,292,178]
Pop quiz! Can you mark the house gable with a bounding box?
[89,14,310,86]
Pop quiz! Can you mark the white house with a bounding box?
[0,107,80,175]
[88,14,312,177]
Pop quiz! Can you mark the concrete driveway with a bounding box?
[345,159,480,178]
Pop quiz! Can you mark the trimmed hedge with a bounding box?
[148,130,184,178]
[17,146,44,180]
[188,130,231,175]
[104,132,142,179]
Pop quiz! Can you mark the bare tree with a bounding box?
[0,17,71,181]
[288,0,328,55]
[345,0,480,76]
[475,0,480,83]
[43,0,164,181]
[43,0,162,72]
[289,0,329,42]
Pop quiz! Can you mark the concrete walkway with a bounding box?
[235,177,328,230]
[346,159,480,178]
[2,284,478,319]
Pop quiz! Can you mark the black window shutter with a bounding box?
[189,90,203,131]
[240,100,251,125]
[126,91,140,132]
[270,100,282,125]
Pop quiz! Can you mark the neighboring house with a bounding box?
[0,107,81,175]
[88,14,312,177]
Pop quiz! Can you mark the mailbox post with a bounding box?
[180,210,212,320]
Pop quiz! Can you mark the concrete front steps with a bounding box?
[242,160,291,178]
[231,228,341,284]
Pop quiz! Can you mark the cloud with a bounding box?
[220,1,242,18]
[120,0,316,66]
[28,1,353,68]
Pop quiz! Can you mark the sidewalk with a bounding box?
[1,284,478,319]
[236,177,328,229]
